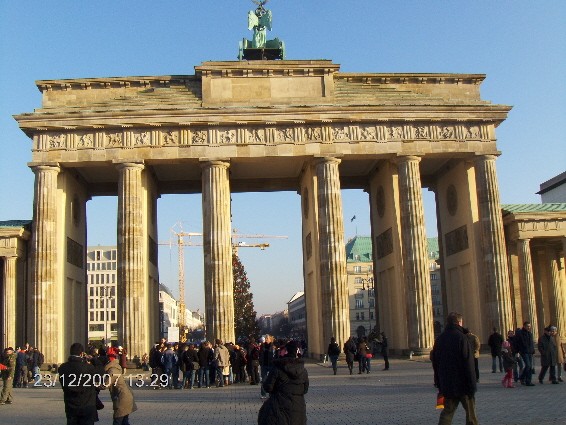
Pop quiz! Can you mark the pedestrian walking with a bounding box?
[343,337,356,375]
[58,343,97,424]
[537,326,558,384]
[431,312,478,425]
[258,341,309,425]
[380,332,390,371]
[551,326,565,382]
[327,337,341,375]
[501,341,516,388]
[104,350,137,424]
[516,321,536,386]
[466,329,480,383]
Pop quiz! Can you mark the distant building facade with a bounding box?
[86,246,118,344]
[538,171,566,203]
[287,291,306,339]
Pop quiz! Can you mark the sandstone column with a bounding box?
[517,238,538,339]
[2,256,18,348]
[548,247,566,333]
[396,156,434,354]
[201,160,235,344]
[315,157,350,348]
[117,162,146,359]
[474,155,513,335]
[30,164,60,364]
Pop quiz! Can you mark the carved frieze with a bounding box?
[35,122,492,151]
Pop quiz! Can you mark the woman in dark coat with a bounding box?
[258,341,309,425]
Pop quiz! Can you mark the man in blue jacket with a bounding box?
[432,312,478,425]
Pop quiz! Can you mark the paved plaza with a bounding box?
[2,356,565,425]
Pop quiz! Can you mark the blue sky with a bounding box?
[1,1,565,314]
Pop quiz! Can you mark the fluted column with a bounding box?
[117,162,146,359]
[474,155,513,335]
[2,256,18,348]
[201,160,234,344]
[548,247,566,333]
[517,238,538,340]
[397,156,434,354]
[315,157,350,348]
[30,164,60,364]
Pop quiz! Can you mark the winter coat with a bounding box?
[180,350,195,372]
[380,336,389,355]
[432,323,476,398]
[58,356,97,418]
[104,359,137,418]
[538,334,558,367]
[467,332,481,359]
[516,328,535,354]
[198,346,211,367]
[501,349,516,371]
[215,344,230,375]
[258,357,309,425]
[488,332,504,356]
[327,342,340,357]
[343,340,356,363]
[161,348,178,371]
[1,352,16,379]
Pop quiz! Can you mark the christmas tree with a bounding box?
[233,253,261,340]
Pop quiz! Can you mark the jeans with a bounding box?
[183,370,195,388]
[198,366,209,388]
[113,415,130,425]
[520,353,533,384]
[513,354,524,381]
[491,355,503,372]
[438,395,478,425]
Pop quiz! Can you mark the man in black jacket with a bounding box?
[432,312,478,425]
[516,321,536,386]
[58,343,97,425]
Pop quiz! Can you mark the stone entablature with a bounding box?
[29,122,495,153]
[503,209,566,241]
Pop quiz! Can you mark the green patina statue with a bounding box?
[239,0,285,60]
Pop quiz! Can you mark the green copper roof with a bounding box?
[345,235,439,261]
[427,237,439,259]
[345,236,372,263]
[0,220,32,228]
[501,203,566,214]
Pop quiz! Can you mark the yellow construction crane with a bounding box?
[159,224,287,341]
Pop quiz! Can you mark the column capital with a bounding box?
[313,156,342,166]
[199,159,230,170]
[473,153,501,163]
[518,237,532,243]
[394,155,421,164]
[29,163,60,174]
[114,161,145,171]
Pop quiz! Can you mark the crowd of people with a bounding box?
[142,335,308,393]
[432,313,566,425]
[0,344,44,405]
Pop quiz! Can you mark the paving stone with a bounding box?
[1,356,565,424]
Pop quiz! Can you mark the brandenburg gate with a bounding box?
[13,59,514,364]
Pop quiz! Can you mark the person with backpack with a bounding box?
[327,337,341,375]
[343,336,357,375]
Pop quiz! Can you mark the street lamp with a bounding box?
[360,277,374,336]
[102,286,114,344]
